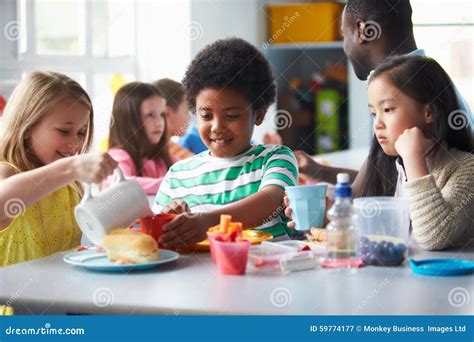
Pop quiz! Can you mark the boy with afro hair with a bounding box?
[154,38,298,248]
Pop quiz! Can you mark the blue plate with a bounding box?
[64,249,180,272]
[409,258,474,276]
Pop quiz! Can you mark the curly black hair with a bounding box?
[182,37,276,114]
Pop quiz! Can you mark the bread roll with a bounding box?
[103,228,159,264]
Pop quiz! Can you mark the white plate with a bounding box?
[64,249,179,272]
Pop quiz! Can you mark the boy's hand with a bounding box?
[294,150,323,180]
[161,199,190,215]
[284,194,331,229]
[159,212,212,248]
[71,153,118,183]
[283,195,296,229]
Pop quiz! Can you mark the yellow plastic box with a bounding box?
[267,2,343,44]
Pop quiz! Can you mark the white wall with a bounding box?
[189,0,273,143]
[0,0,21,98]
[348,64,371,148]
[136,0,191,83]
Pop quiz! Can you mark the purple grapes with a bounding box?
[359,236,407,266]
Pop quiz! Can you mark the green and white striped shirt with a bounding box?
[153,144,298,237]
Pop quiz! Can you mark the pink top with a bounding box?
[104,148,169,195]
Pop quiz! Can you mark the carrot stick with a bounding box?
[219,215,232,233]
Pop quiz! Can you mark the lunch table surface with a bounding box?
[1,242,473,315]
[315,147,369,171]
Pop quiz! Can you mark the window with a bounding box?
[411,0,473,110]
[4,0,138,150]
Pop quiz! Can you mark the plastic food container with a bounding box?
[275,240,325,256]
[248,241,323,272]
[354,197,410,266]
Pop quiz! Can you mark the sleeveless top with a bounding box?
[0,161,82,267]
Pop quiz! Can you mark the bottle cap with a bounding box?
[337,173,350,184]
[335,173,351,197]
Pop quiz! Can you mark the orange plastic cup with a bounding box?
[140,213,176,247]
[209,238,250,275]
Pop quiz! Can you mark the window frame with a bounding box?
[11,0,138,95]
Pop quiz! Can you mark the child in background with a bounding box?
[179,122,208,154]
[105,82,172,195]
[154,38,298,248]
[287,56,473,251]
[0,71,117,266]
[153,78,193,161]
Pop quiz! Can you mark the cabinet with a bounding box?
[262,1,371,154]
[264,42,349,154]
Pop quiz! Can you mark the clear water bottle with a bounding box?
[323,173,359,268]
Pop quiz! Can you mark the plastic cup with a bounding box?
[285,184,328,230]
[209,238,250,275]
[140,213,176,247]
[354,197,410,266]
[206,231,219,264]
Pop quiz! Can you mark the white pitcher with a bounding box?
[74,168,149,246]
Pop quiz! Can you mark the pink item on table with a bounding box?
[209,238,250,275]
[206,231,220,264]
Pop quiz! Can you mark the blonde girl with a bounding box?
[0,71,117,266]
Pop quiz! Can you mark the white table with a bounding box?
[1,243,472,315]
[315,147,369,171]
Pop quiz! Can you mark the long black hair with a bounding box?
[362,55,473,197]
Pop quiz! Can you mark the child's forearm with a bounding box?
[206,185,285,228]
[0,158,76,221]
[403,156,429,181]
